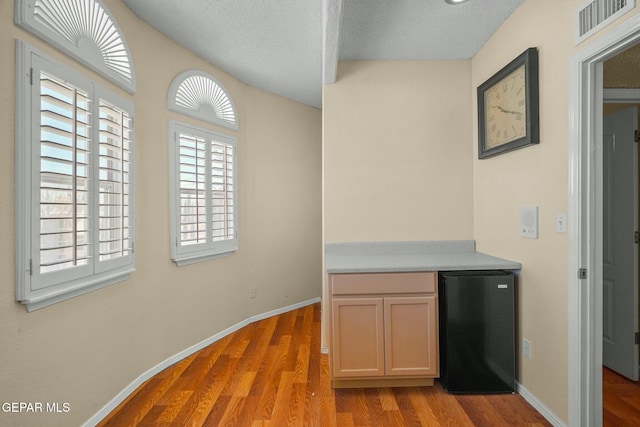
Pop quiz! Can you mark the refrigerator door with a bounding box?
[439,271,515,394]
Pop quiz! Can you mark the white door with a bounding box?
[603,106,639,381]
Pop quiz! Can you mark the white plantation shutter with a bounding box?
[16,41,134,311]
[170,122,238,266]
[179,133,208,246]
[211,141,234,241]
[38,71,91,277]
[98,99,132,263]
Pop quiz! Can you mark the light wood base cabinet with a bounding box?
[329,272,439,388]
[332,297,385,377]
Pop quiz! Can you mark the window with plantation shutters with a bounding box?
[169,121,238,266]
[16,41,135,311]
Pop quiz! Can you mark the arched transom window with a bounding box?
[15,0,136,93]
[168,70,238,131]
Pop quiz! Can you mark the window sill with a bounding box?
[19,268,135,312]
[172,249,237,267]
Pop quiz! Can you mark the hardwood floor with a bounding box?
[98,303,551,426]
[604,367,640,426]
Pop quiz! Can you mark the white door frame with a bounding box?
[568,13,640,427]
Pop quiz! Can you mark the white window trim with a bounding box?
[169,120,238,266]
[15,40,135,311]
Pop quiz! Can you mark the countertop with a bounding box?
[325,240,521,273]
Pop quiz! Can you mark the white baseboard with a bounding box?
[516,381,567,427]
[248,297,321,323]
[83,297,321,426]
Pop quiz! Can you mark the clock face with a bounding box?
[484,64,527,149]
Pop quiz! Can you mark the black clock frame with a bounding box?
[477,47,539,159]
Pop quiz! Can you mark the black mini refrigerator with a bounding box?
[438,271,515,394]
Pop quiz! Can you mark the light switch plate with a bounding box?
[520,206,538,239]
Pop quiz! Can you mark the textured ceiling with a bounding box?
[122,0,524,108]
[338,0,524,61]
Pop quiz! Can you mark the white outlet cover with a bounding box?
[556,212,567,234]
[523,338,531,359]
[520,206,538,239]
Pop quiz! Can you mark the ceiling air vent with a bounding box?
[576,0,636,44]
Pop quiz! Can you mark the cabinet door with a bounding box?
[384,296,438,377]
[331,297,384,378]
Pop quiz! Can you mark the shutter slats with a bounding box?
[176,131,235,247]
[39,71,91,274]
[29,0,134,86]
[98,99,131,261]
[178,133,208,246]
[210,142,233,241]
[173,74,237,128]
[41,123,88,140]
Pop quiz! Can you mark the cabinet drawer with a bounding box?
[331,272,436,295]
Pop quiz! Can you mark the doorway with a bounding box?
[569,14,640,427]
[601,98,638,382]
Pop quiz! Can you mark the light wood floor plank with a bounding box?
[404,387,445,427]
[378,387,400,411]
[152,389,193,425]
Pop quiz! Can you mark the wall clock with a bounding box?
[477,47,539,159]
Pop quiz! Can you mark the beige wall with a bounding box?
[472,0,575,421]
[0,0,321,425]
[321,60,474,385]
[323,60,474,243]
[323,1,640,425]
[475,0,640,423]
